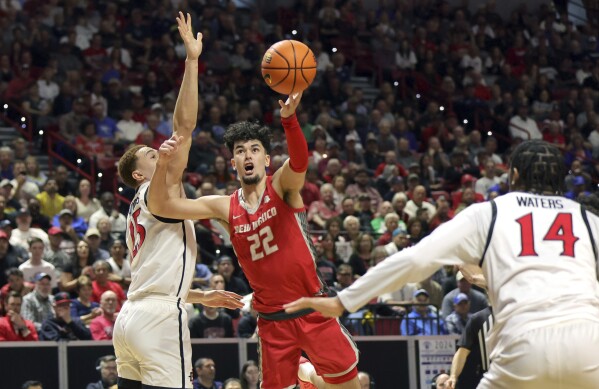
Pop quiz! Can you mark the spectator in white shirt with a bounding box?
[404,185,436,222]
[475,160,500,198]
[509,104,542,141]
[36,67,60,102]
[10,208,49,252]
[313,41,331,73]
[107,40,132,69]
[19,237,57,288]
[116,108,144,143]
[587,118,599,158]
[88,192,127,236]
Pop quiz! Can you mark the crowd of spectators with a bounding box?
[0,0,599,343]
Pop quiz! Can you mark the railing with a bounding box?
[344,303,445,336]
[0,99,33,141]
[46,131,97,195]
[0,335,459,389]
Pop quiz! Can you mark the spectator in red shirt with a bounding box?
[428,195,454,231]
[308,183,341,229]
[505,33,527,77]
[0,291,38,341]
[75,120,107,157]
[5,63,33,101]
[300,167,321,208]
[83,34,108,71]
[374,151,408,178]
[130,93,149,123]
[543,120,566,150]
[90,290,118,340]
[90,260,126,309]
[134,113,167,149]
[0,268,33,315]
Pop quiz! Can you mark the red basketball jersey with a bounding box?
[229,176,324,313]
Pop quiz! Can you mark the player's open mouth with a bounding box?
[244,163,254,175]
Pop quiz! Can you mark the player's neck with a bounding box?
[240,179,267,209]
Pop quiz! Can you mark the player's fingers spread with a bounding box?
[278,100,285,109]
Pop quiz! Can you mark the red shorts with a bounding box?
[257,311,359,388]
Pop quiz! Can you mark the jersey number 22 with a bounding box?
[248,226,279,261]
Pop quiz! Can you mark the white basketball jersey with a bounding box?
[481,192,599,355]
[125,182,197,301]
[338,191,599,359]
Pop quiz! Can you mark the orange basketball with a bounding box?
[261,40,317,95]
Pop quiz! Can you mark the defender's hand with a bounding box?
[284,296,345,318]
[194,290,244,310]
[176,12,203,60]
[158,135,184,162]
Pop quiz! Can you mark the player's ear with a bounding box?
[231,159,236,171]
[510,168,519,186]
[132,170,145,182]
[265,154,270,168]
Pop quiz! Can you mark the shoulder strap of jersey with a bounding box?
[580,205,598,263]
[143,186,183,224]
[479,200,497,267]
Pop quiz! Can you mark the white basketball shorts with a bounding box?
[113,296,193,388]
[478,319,599,389]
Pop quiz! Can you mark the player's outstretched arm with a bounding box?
[148,136,229,220]
[167,12,202,188]
[272,92,308,206]
[285,203,490,315]
[187,289,244,309]
[284,295,346,318]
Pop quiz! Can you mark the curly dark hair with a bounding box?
[223,121,272,154]
[510,140,566,195]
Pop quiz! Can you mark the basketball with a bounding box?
[261,40,317,95]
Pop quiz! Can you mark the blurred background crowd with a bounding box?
[0,0,598,362]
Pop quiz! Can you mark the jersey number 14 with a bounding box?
[516,213,579,257]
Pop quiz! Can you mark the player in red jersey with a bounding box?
[147,93,360,388]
